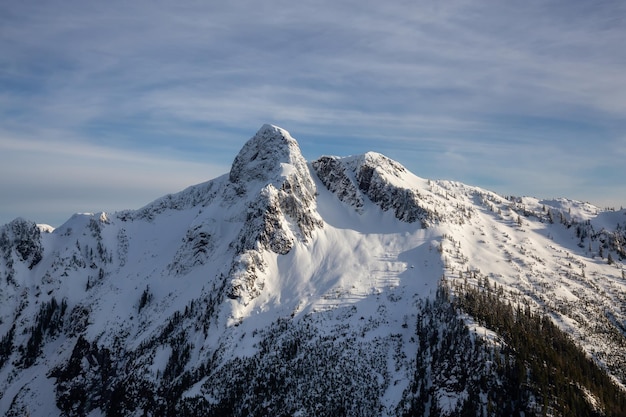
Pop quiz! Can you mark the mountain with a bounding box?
[0,124,625,416]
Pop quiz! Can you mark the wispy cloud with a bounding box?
[0,129,228,226]
[1,0,625,224]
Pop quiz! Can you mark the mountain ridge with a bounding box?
[0,125,625,416]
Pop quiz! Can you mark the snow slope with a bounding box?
[0,125,624,416]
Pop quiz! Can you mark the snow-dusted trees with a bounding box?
[22,297,68,367]
[451,279,626,417]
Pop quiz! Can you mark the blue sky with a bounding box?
[1,0,625,226]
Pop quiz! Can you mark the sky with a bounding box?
[1,0,625,227]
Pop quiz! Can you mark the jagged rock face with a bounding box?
[311,155,365,211]
[312,153,441,227]
[3,218,44,269]
[229,124,321,241]
[0,218,44,288]
[229,124,311,188]
[168,221,215,276]
[226,125,323,302]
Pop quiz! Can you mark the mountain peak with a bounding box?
[224,125,323,303]
[257,123,289,138]
[229,124,306,185]
[2,126,626,416]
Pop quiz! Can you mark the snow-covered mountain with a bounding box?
[1,125,625,416]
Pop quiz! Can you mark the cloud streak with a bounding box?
[1,0,625,224]
[0,130,228,226]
